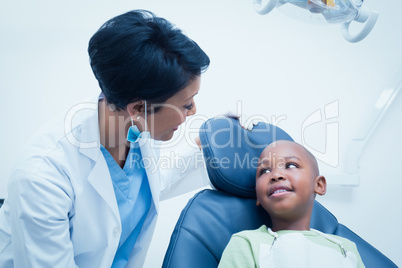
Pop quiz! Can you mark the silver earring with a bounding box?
[136,116,140,120]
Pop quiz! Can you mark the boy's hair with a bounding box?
[88,9,210,110]
[267,140,320,177]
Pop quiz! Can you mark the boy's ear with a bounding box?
[256,200,260,206]
[314,175,327,196]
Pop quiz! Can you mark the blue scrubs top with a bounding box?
[100,143,151,267]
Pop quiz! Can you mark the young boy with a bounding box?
[218,140,365,267]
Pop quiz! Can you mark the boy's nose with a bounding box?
[270,176,285,182]
[270,170,286,182]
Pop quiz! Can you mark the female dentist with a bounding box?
[0,10,211,267]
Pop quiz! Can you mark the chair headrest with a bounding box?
[199,117,293,198]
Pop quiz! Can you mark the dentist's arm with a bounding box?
[8,173,78,268]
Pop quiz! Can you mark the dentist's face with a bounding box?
[147,76,200,141]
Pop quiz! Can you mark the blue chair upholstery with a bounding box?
[162,117,397,268]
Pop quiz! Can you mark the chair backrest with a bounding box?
[162,117,397,268]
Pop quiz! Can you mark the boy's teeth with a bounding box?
[274,189,287,194]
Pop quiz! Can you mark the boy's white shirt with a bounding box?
[259,229,358,268]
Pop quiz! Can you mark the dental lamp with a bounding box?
[253,0,379,43]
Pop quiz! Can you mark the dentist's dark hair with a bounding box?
[88,9,210,111]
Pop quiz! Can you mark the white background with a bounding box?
[1,0,401,267]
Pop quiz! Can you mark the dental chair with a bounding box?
[162,117,397,268]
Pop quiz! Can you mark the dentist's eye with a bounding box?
[184,102,193,110]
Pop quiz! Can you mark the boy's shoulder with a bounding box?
[232,226,358,249]
[232,225,273,243]
[322,233,359,250]
[233,225,268,236]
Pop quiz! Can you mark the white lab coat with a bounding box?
[0,95,209,267]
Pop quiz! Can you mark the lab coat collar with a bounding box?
[87,155,121,225]
[68,95,120,221]
[75,95,102,161]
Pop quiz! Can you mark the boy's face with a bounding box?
[255,140,326,222]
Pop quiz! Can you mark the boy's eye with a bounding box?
[286,163,298,169]
[260,168,271,175]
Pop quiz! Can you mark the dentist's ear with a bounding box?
[126,101,145,118]
[314,175,327,196]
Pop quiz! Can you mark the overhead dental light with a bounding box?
[253,0,379,43]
